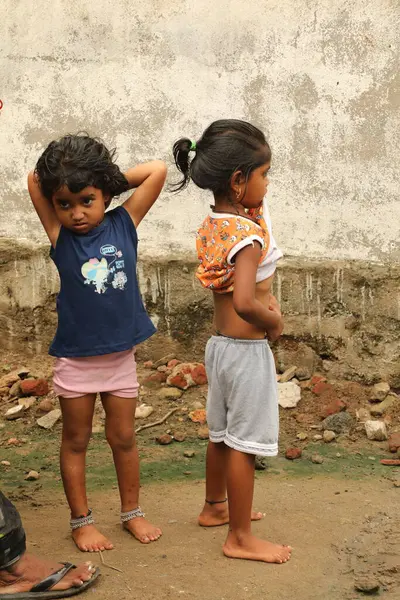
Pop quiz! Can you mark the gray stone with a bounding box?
[18,397,36,410]
[365,420,388,441]
[278,382,301,408]
[5,405,24,420]
[370,382,390,402]
[313,434,323,441]
[153,354,176,369]
[9,380,22,397]
[323,430,336,443]
[255,456,267,470]
[135,404,154,419]
[322,412,354,434]
[311,454,324,464]
[37,409,62,430]
[279,366,297,383]
[370,393,398,416]
[157,387,183,400]
[25,470,40,481]
[354,575,380,594]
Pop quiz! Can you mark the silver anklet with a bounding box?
[121,507,145,523]
[70,509,95,531]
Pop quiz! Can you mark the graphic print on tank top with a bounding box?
[81,243,127,294]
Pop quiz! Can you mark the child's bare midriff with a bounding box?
[213,274,274,339]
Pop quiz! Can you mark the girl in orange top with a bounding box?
[172,119,291,564]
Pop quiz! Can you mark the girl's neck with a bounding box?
[212,195,247,217]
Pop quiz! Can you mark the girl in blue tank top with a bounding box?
[28,134,167,553]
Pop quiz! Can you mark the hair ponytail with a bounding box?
[171,137,195,192]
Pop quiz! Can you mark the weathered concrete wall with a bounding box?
[1,241,399,386]
[1,0,399,262]
[0,1,399,378]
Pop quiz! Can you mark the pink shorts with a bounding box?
[53,349,139,399]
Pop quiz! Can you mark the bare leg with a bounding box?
[223,448,292,563]
[101,393,162,544]
[59,394,113,552]
[198,441,263,526]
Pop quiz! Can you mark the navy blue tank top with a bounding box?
[49,206,156,357]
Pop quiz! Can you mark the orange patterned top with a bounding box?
[196,205,270,293]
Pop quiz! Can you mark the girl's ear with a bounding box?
[229,170,245,199]
[104,195,112,209]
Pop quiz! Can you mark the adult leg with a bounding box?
[59,394,113,552]
[101,393,161,544]
[0,491,98,596]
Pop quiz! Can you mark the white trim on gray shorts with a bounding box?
[205,336,279,457]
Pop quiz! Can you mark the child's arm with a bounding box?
[122,161,167,227]
[27,172,61,247]
[233,244,284,341]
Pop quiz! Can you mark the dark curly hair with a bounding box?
[34,133,129,201]
[172,119,271,194]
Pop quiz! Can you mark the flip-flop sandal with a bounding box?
[2,562,100,599]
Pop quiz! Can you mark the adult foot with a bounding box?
[223,532,292,564]
[198,501,264,527]
[72,524,114,552]
[0,553,97,595]
[123,517,162,544]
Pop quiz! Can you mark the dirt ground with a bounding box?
[17,477,400,600]
[1,351,400,599]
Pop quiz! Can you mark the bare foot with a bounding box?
[0,553,98,595]
[223,531,292,564]
[72,524,114,552]
[198,501,264,527]
[123,517,162,544]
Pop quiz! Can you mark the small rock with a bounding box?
[0,371,20,388]
[312,381,334,396]
[197,426,209,440]
[142,372,168,388]
[5,405,25,420]
[36,409,62,430]
[143,360,153,369]
[184,450,195,458]
[354,575,380,594]
[393,479,400,488]
[255,456,267,470]
[183,471,192,476]
[295,367,311,381]
[370,382,390,403]
[311,454,324,464]
[17,367,30,379]
[173,432,186,442]
[370,393,398,417]
[135,404,154,419]
[167,363,207,390]
[388,432,400,453]
[1,461,10,467]
[320,398,347,419]
[9,381,22,397]
[154,354,176,369]
[322,412,354,434]
[189,409,207,424]
[278,382,301,408]
[156,434,173,445]
[296,432,308,441]
[365,420,388,441]
[279,366,297,383]
[167,359,181,369]
[18,397,36,410]
[313,434,323,441]
[285,447,302,460]
[157,365,168,373]
[157,387,183,400]
[323,430,336,443]
[38,398,55,413]
[336,453,341,458]
[20,379,49,397]
[356,408,371,423]
[25,470,40,481]
[7,438,20,446]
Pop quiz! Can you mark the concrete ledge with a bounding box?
[0,239,399,385]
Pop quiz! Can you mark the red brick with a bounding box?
[320,398,347,419]
[285,447,302,460]
[312,381,334,396]
[20,379,49,397]
[388,433,400,453]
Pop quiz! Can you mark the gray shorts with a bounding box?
[205,336,279,457]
